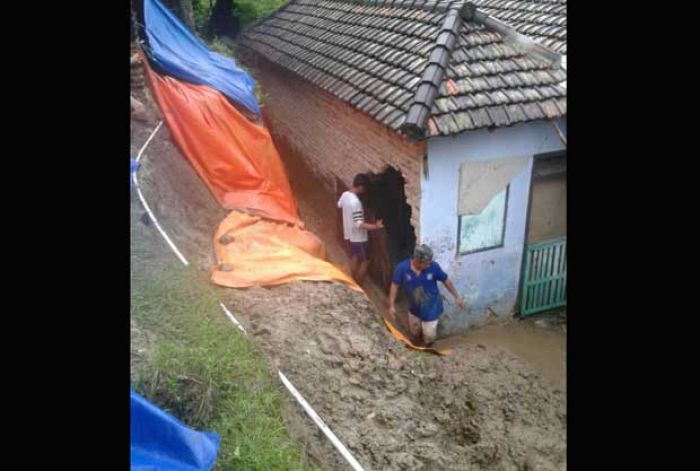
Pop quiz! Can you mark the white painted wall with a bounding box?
[421,119,566,335]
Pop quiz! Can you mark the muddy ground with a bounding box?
[131,86,566,471]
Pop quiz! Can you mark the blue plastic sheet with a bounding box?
[143,0,260,116]
[131,389,220,471]
[131,159,140,189]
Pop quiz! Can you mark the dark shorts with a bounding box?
[346,240,368,262]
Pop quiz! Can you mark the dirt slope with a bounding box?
[130,89,566,471]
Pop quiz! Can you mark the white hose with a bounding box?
[132,120,365,471]
[132,121,189,266]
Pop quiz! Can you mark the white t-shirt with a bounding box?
[337,191,368,242]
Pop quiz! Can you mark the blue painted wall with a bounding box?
[421,119,566,335]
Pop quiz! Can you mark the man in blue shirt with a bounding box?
[387,244,464,346]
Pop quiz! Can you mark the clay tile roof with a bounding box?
[471,0,566,54]
[239,0,565,139]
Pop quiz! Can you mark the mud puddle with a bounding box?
[438,317,566,390]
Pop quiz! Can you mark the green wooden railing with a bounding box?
[520,236,567,316]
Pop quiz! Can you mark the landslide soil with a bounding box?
[131,85,566,471]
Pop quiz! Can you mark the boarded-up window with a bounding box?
[457,157,528,254]
[458,187,508,254]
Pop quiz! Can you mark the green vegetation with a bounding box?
[192,0,213,30]
[190,0,287,32]
[208,36,234,55]
[131,203,315,470]
[232,0,288,28]
[207,38,267,104]
[152,1,287,36]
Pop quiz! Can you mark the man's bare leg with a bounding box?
[407,312,422,344]
[356,260,369,284]
[421,320,438,346]
[349,255,360,280]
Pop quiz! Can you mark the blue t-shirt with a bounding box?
[391,258,448,321]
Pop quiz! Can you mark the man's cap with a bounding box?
[413,244,433,262]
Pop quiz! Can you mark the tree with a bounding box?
[161,0,195,31]
[178,0,195,30]
[208,0,240,38]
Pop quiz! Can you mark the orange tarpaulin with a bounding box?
[144,59,301,226]
[211,211,360,290]
[212,213,449,353]
[144,59,359,290]
[383,318,452,356]
[144,58,449,354]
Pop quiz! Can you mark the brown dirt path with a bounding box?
[131,90,566,470]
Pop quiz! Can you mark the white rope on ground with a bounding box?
[136,120,164,162]
[219,302,246,334]
[278,371,366,471]
[221,306,366,471]
[133,121,189,266]
[132,120,366,471]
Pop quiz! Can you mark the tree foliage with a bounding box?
[232,0,287,28]
[199,0,287,35]
[133,0,288,40]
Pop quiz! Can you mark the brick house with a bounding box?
[238,0,567,333]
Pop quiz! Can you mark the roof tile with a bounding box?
[240,0,566,137]
[471,0,566,54]
[486,105,510,127]
[467,108,493,128]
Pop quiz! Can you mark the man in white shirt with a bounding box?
[337,174,384,283]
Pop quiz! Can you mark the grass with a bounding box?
[131,201,316,470]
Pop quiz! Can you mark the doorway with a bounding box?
[363,167,417,290]
[519,151,567,316]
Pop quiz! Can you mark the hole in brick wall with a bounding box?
[265,119,416,292]
[362,166,417,291]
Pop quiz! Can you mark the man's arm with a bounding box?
[358,220,384,230]
[387,282,399,318]
[352,201,384,230]
[443,279,465,309]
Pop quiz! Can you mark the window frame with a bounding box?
[456,185,510,256]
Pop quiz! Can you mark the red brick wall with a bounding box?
[244,56,426,235]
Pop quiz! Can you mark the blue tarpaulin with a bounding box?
[131,389,220,471]
[143,0,260,116]
[131,159,140,189]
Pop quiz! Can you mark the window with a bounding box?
[456,156,527,255]
[458,186,508,254]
